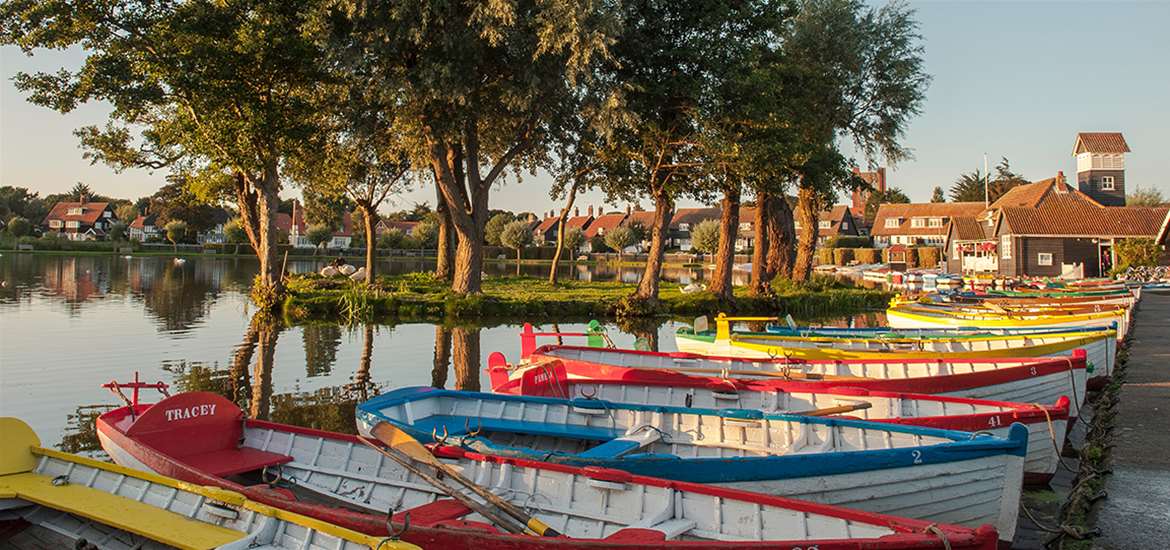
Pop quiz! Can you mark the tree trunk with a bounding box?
[548,181,580,285]
[792,186,819,282]
[434,179,453,281]
[430,141,488,295]
[634,191,673,300]
[359,204,377,282]
[749,193,772,296]
[431,325,452,388]
[515,248,522,276]
[253,163,283,304]
[708,185,740,302]
[451,326,480,391]
[766,197,796,280]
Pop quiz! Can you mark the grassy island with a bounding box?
[282,272,894,323]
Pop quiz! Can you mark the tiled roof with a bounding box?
[989,176,1102,210]
[623,210,657,229]
[1158,209,1170,245]
[285,201,352,237]
[669,207,721,229]
[128,214,158,230]
[584,212,626,238]
[43,201,112,225]
[534,216,560,234]
[1000,205,1168,238]
[377,220,419,234]
[1073,132,1130,154]
[870,202,986,236]
[947,216,993,241]
[565,215,593,230]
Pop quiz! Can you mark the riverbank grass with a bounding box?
[283,272,893,322]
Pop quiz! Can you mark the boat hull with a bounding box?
[885,307,1128,341]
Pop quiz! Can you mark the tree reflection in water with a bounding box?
[431,325,452,388]
[452,326,481,391]
[303,323,342,377]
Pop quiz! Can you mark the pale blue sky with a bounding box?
[2,1,1167,212]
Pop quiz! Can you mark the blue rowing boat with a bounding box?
[356,386,1028,545]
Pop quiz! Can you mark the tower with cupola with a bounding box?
[1073,132,1129,206]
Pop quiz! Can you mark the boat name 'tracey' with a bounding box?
[165,404,217,421]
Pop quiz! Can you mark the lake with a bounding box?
[0,253,884,454]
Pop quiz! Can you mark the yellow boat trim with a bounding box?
[0,471,244,549]
[886,307,1122,327]
[730,333,1107,361]
[714,313,779,341]
[727,329,1115,345]
[1,418,418,550]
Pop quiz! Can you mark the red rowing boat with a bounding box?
[94,380,998,549]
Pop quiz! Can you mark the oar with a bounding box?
[355,435,530,536]
[799,402,873,416]
[369,421,564,538]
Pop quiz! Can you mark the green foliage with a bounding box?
[826,235,872,248]
[306,224,334,249]
[950,169,986,203]
[6,216,31,237]
[1113,238,1161,273]
[1127,186,1166,207]
[916,246,941,267]
[864,187,911,223]
[931,186,945,202]
[70,183,94,201]
[0,186,48,224]
[484,213,515,246]
[115,203,138,222]
[108,221,129,242]
[816,247,834,266]
[224,219,248,244]
[604,226,636,255]
[689,219,720,254]
[854,248,880,264]
[951,158,1025,203]
[832,248,854,266]
[412,218,439,249]
[499,221,533,253]
[164,220,188,248]
[377,228,405,249]
[147,181,224,234]
[562,227,585,255]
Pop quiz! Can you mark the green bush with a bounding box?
[1113,237,1161,273]
[827,235,872,248]
[832,248,854,266]
[854,248,879,264]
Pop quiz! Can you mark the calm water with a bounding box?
[0,253,882,455]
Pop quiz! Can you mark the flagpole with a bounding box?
[983,153,990,206]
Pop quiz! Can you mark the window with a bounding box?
[67,207,83,216]
[1100,176,1115,191]
[1037,252,1053,266]
[928,218,943,228]
[1000,235,1011,259]
[818,220,831,229]
[679,223,690,231]
[884,218,900,228]
[49,220,62,229]
[66,221,80,229]
[103,211,112,218]
[841,220,849,230]
[739,222,751,231]
[910,218,926,228]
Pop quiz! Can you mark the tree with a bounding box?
[1128,186,1167,207]
[115,203,138,222]
[0,186,47,223]
[499,220,533,275]
[165,220,188,253]
[147,181,223,234]
[865,186,911,223]
[604,226,636,263]
[931,186,946,202]
[484,213,515,247]
[988,158,1026,202]
[332,0,617,295]
[4,0,331,308]
[562,228,585,257]
[70,182,94,201]
[305,225,334,253]
[690,219,720,255]
[224,219,248,254]
[377,228,405,250]
[6,216,30,238]
[413,218,440,249]
[108,222,129,242]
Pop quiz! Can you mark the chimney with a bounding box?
[626,204,632,214]
[1054,171,1068,193]
[587,205,594,217]
[574,207,580,217]
[876,168,887,193]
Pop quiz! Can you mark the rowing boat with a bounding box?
[357,387,1028,546]
[0,417,418,550]
[885,305,1128,340]
[675,316,1114,380]
[490,358,1070,485]
[91,393,997,549]
[508,345,1089,418]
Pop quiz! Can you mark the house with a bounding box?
[871,202,986,248]
[196,208,233,244]
[944,173,1168,277]
[850,167,886,235]
[42,201,117,240]
[277,200,354,249]
[668,207,721,250]
[792,205,860,246]
[128,214,161,242]
[1073,132,1129,206]
[581,211,627,252]
[376,220,419,236]
[533,207,595,244]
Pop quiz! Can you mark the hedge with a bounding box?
[816,247,834,266]
[916,247,941,268]
[854,248,879,264]
[832,248,855,266]
[826,235,873,248]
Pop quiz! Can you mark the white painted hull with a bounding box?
[886,309,1128,341]
[717,451,1025,545]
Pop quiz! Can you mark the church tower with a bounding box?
[1073,132,1130,206]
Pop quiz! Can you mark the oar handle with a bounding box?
[800,402,873,417]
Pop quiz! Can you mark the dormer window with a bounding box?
[818,220,831,229]
[884,218,900,228]
[928,217,943,228]
[910,218,926,228]
[1100,176,1115,191]
[67,207,83,216]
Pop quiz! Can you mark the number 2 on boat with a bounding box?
[911,450,923,464]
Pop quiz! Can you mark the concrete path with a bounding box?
[1095,291,1170,549]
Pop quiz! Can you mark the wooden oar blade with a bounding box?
[369,422,441,467]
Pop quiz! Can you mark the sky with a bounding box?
[2,1,1168,214]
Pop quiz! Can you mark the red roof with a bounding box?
[584,213,626,238]
[565,215,592,231]
[1073,132,1130,154]
[1000,204,1167,238]
[989,175,1101,210]
[377,220,419,234]
[623,210,657,229]
[43,201,112,225]
[128,214,159,230]
[669,207,721,228]
[534,216,560,234]
[282,201,353,237]
[871,202,986,236]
